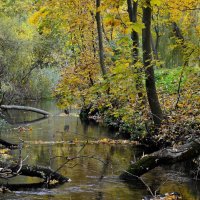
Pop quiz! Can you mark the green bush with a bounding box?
[25,67,60,100]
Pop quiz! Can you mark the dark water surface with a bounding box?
[0,101,199,200]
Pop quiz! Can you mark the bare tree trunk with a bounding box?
[96,0,107,76]
[142,0,163,126]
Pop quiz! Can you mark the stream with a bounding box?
[0,100,199,200]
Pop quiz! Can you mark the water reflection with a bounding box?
[0,100,199,200]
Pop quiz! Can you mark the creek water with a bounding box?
[0,101,199,200]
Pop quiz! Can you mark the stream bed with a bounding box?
[0,101,199,200]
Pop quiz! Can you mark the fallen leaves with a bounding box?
[0,148,12,162]
[143,192,182,200]
[24,138,139,145]
[14,126,33,132]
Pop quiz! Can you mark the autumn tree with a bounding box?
[28,0,199,131]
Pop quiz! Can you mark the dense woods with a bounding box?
[0,0,199,199]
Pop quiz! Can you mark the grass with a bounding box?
[155,66,199,94]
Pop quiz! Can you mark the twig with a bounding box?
[154,178,169,196]
[174,49,194,109]
[123,170,155,197]
[174,66,185,109]
[55,155,106,173]
[77,140,88,154]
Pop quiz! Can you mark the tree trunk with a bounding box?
[142,0,163,126]
[96,0,107,76]
[127,0,143,100]
[127,0,139,61]
[120,138,200,180]
[150,32,159,60]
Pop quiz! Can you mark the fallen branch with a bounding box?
[120,138,200,180]
[0,146,69,185]
[0,105,51,117]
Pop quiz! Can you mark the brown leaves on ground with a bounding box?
[143,192,182,200]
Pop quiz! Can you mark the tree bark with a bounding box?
[120,138,200,180]
[127,0,144,100]
[96,0,107,76]
[127,0,139,61]
[150,32,159,60]
[0,105,50,117]
[142,0,163,126]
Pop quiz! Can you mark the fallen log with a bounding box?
[0,139,18,149]
[120,138,200,180]
[9,164,70,184]
[18,165,69,183]
[0,105,51,117]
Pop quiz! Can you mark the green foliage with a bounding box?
[155,66,199,94]
[0,16,35,99]
[0,118,11,133]
[0,2,66,102]
[155,67,185,94]
[25,67,60,100]
[0,0,199,137]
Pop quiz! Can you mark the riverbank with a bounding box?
[0,100,199,199]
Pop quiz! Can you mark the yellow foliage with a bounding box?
[28,6,49,25]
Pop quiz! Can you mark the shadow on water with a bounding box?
[0,100,200,200]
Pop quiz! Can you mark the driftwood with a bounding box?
[0,105,51,117]
[120,138,200,180]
